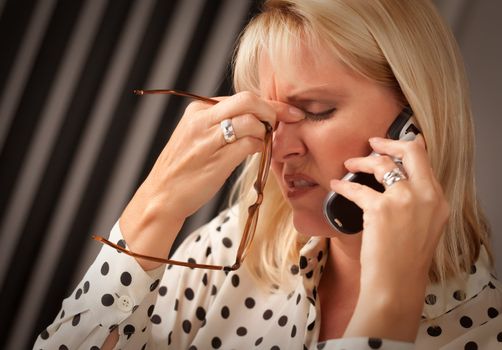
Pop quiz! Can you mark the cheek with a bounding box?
[308,125,372,179]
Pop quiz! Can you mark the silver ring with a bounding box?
[382,167,407,188]
[220,119,236,144]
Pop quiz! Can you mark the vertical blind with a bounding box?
[0,0,261,348]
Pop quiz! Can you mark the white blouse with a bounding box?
[34,207,502,349]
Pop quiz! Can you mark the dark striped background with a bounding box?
[0,1,500,349]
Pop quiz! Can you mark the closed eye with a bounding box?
[304,108,336,122]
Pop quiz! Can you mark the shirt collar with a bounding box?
[422,245,494,319]
[297,237,494,320]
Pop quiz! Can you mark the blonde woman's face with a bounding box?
[260,47,402,237]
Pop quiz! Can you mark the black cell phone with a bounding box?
[323,106,420,234]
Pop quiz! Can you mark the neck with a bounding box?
[325,234,362,284]
[317,234,362,340]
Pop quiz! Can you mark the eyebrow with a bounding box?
[285,86,345,102]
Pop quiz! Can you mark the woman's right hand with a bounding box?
[119,91,304,269]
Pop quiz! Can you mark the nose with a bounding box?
[272,121,307,163]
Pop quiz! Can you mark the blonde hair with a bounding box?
[231,0,492,289]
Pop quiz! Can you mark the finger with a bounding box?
[209,91,277,127]
[368,135,432,182]
[344,155,401,184]
[267,100,305,125]
[330,178,381,212]
[230,114,267,141]
[214,136,263,175]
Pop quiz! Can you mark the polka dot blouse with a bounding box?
[35,207,502,349]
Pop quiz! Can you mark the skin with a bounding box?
[262,46,448,341]
[102,45,449,348]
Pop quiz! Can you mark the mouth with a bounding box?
[284,174,319,198]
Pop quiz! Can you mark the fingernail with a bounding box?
[288,106,305,119]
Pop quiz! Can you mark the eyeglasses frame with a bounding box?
[92,89,273,271]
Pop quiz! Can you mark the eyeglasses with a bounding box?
[92,89,273,271]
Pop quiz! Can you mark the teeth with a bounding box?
[292,180,315,188]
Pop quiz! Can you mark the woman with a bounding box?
[35,0,502,349]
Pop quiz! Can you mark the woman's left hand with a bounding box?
[330,134,450,341]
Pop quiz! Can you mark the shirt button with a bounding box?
[117,295,133,312]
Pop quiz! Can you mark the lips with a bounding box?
[284,174,318,198]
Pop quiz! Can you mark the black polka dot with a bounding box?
[278,315,288,327]
[141,345,147,350]
[255,337,263,346]
[59,346,68,350]
[222,237,232,248]
[90,346,100,350]
[202,273,208,286]
[188,346,197,350]
[291,265,299,275]
[317,343,326,349]
[211,336,222,349]
[101,294,114,306]
[147,305,154,317]
[75,288,82,300]
[206,246,212,257]
[425,294,437,305]
[296,294,301,305]
[231,274,240,287]
[497,332,502,342]
[291,325,297,337]
[195,235,201,242]
[299,256,308,269]
[185,288,194,300]
[60,310,65,319]
[464,341,478,350]
[101,262,109,275]
[83,281,90,293]
[183,320,192,333]
[427,326,442,337]
[271,346,280,350]
[150,279,160,291]
[305,270,314,279]
[488,307,499,318]
[368,337,382,349]
[120,272,132,286]
[453,290,466,301]
[317,250,323,261]
[245,297,255,308]
[40,329,49,339]
[159,286,167,296]
[109,324,117,332]
[211,285,217,295]
[489,281,496,289]
[263,309,273,320]
[124,324,135,337]
[236,326,247,336]
[307,320,315,331]
[196,306,206,321]
[168,331,172,345]
[117,239,126,249]
[470,265,477,274]
[72,313,80,326]
[174,299,179,311]
[188,257,196,265]
[221,306,230,319]
[151,314,161,324]
[460,316,473,328]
